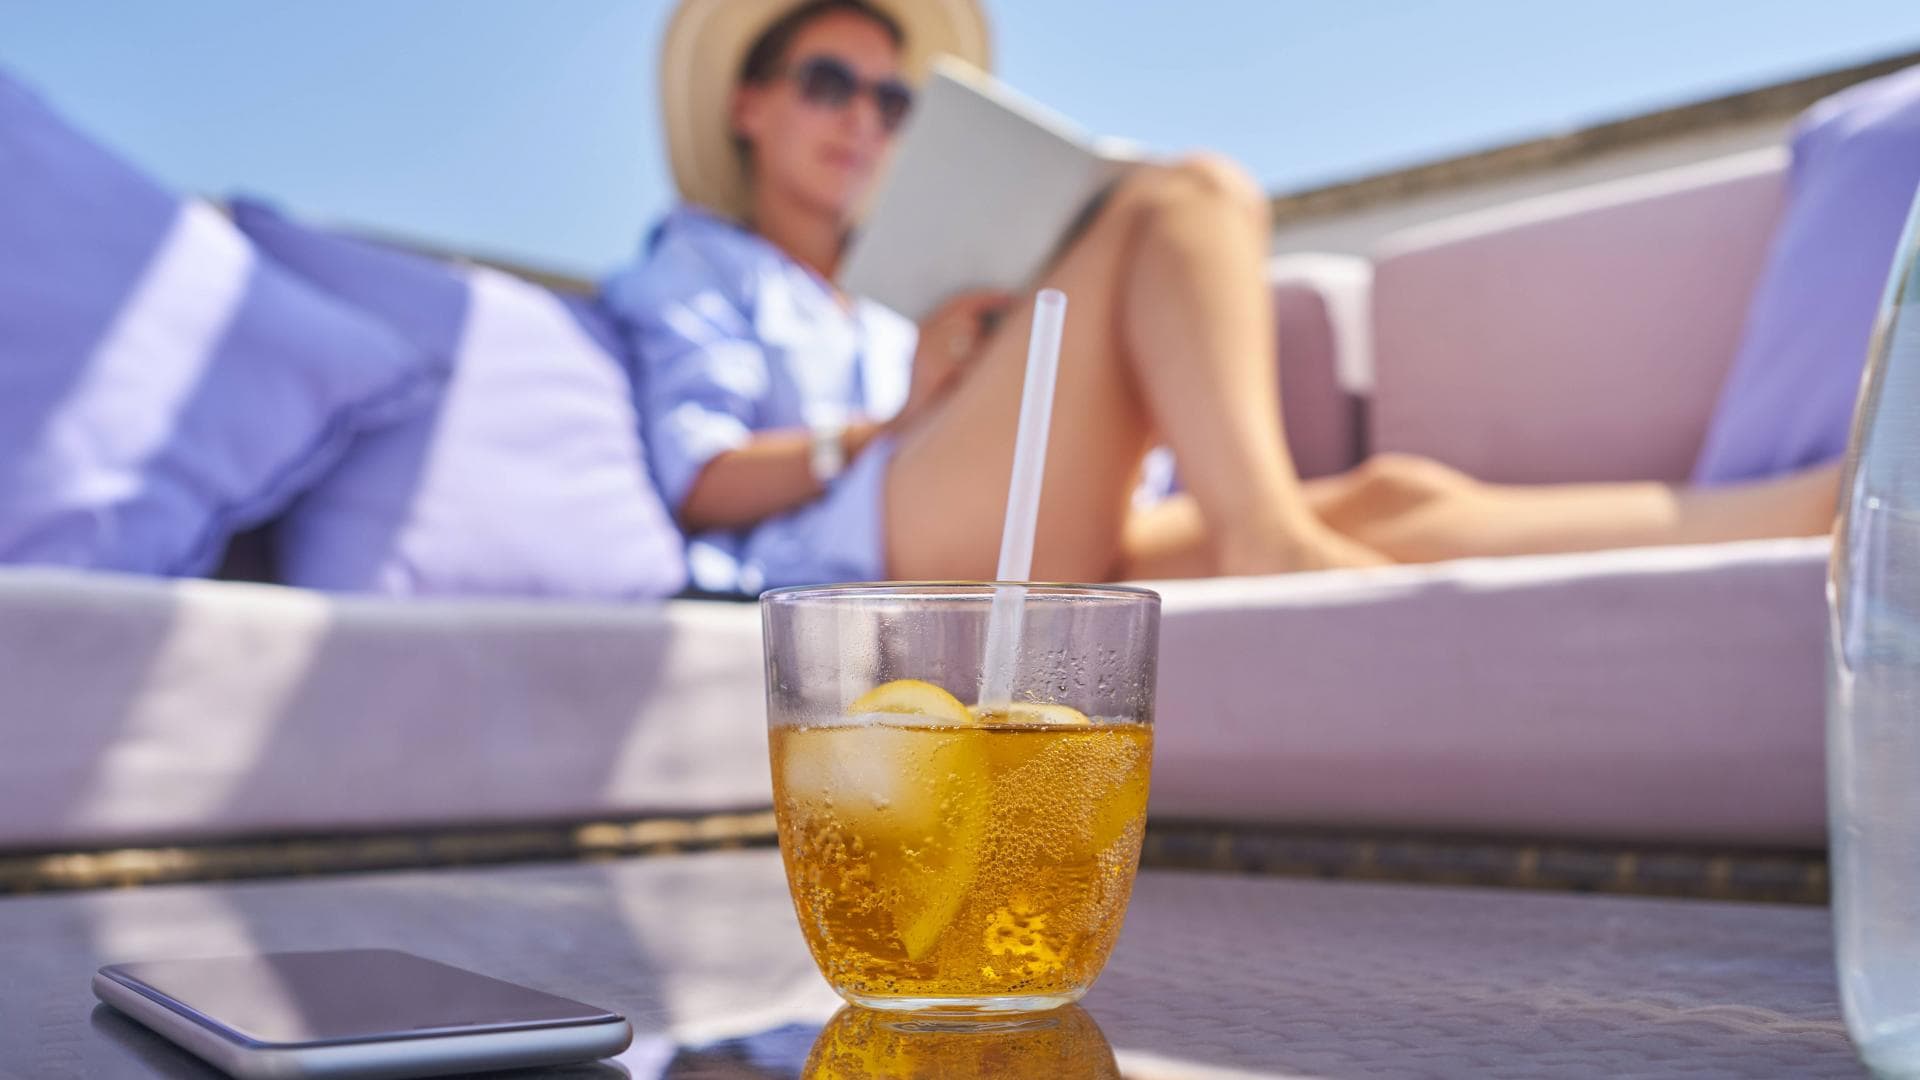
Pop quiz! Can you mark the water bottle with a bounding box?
[1832,184,1920,1077]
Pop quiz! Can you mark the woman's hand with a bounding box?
[897,289,1013,428]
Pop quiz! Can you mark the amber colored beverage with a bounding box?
[771,717,1151,1011]
[762,584,1160,1014]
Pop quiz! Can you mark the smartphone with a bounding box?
[93,948,633,1079]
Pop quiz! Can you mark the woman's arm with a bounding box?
[676,290,1013,532]
[679,421,886,531]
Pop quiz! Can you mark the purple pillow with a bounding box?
[1694,65,1920,484]
[230,201,687,600]
[0,71,439,575]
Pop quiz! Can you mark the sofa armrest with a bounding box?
[1370,149,1787,483]
[1270,254,1371,479]
[1147,537,1829,846]
[0,569,766,849]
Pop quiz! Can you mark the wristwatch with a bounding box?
[808,418,849,485]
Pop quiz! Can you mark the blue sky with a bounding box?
[4,1,1920,276]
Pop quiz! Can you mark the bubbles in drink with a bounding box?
[771,691,1150,1006]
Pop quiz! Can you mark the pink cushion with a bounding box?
[1147,538,1829,846]
[0,539,1828,850]
[1370,152,1786,483]
[1271,256,1369,479]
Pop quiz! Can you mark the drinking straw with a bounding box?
[978,288,1067,710]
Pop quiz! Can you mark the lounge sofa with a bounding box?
[1,148,1830,857]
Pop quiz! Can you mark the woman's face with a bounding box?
[732,10,905,221]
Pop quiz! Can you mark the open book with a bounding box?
[838,58,1145,323]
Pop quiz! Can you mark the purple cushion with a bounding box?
[0,71,439,576]
[230,201,687,600]
[1694,65,1920,484]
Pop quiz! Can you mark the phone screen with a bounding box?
[102,949,619,1047]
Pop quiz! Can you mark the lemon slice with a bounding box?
[848,678,971,724]
[831,678,987,961]
[971,701,1091,725]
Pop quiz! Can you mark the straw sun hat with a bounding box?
[659,0,992,222]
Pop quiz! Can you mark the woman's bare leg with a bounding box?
[1116,469,1434,579]
[1317,455,1840,562]
[885,155,1381,581]
[1118,456,1840,578]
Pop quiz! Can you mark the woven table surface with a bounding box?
[0,848,1857,1079]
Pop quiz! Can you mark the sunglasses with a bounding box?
[777,55,914,133]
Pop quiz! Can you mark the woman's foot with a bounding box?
[1217,517,1389,576]
[1311,453,1483,563]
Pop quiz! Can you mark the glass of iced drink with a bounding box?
[761,583,1159,1015]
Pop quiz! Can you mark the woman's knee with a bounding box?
[1172,153,1268,216]
[1113,152,1270,224]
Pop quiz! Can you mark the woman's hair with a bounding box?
[731,0,907,170]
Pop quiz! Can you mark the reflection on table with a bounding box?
[660,1005,1119,1080]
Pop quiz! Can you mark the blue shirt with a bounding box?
[602,205,917,594]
